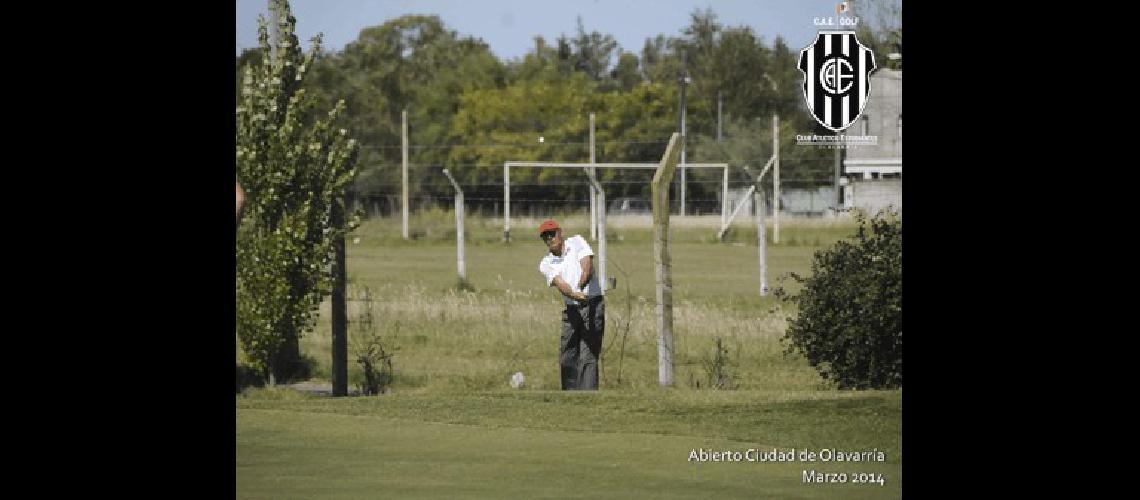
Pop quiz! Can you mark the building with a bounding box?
[843,68,901,215]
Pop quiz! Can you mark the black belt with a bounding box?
[568,296,604,307]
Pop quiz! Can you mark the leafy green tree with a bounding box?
[704,27,770,121]
[569,16,618,82]
[279,6,860,216]
[775,209,902,389]
[640,34,683,85]
[593,82,680,198]
[690,114,835,191]
[236,48,265,99]
[610,51,643,92]
[447,72,596,201]
[236,0,361,384]
[307,15,506,211]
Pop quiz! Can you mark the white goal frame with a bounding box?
[502,162,730,242]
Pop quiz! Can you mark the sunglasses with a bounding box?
[540,230,558,241]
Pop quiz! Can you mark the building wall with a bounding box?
[781,187,835,216]
[847,69,902,161]
[843,69,901,214]
[846,179,902,215]
[725,187,837,217]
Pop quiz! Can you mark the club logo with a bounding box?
[797,31,876,132]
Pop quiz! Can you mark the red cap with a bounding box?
[538,219,560,235]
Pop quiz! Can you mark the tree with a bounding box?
[236,47,265,99]
[447,72,597,202]
[640,35,683,85]
[851,0,902,71]
[236,0,361,384]
[610,51,642,92]
[307,15,506,212]
[570,16,618,82]
[775,209,902,389]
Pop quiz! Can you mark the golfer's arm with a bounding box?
[550,276,579,300]
[236,182,246,223]
[578,255,592,289]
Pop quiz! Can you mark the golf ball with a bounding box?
[510,371,525,389]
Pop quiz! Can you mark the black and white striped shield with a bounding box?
[798,31,877,132]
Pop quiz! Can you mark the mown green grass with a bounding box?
[238,388,902,498]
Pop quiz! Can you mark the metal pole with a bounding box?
[721,165,728,230]
[458,193,464,278]
[402,109,409,240]
[442,169,465,280]
[717,90,722,142]
[590,113,597,241]
[756,189,768,296]
[720,157,773,240]
[680,78,687,216]
[597,189,605,291]
[743,165,768,296]
[773,113,780,243]
[583,168,606,294]
[503,163,510,242]
[835,128,843,209]
[718,184,756,241]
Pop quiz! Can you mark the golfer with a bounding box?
[537,220,605,390]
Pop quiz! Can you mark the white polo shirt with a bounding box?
[539,235,603,305]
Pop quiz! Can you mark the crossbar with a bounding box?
[505,162,727,169]
[502,161,729,241]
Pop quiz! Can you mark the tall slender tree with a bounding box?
[236,0,361,384]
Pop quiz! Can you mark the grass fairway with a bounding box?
[237,214,902,498]
[238,390,901,498]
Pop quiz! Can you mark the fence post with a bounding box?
[721,165,728,230]
[773,113,780,244]
[652,133,682,387]
[331,195,348,396]
[743,165,769,296]
[583,167,606,293]
[719,157,773,241]
[408,109,412,240]
[590,112,597,241]
[755,189,768,296]
[503,163,510,242]
[442,169,466,281]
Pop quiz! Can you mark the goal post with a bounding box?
[501,161,729,243]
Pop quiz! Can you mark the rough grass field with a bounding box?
[236,211,902,498]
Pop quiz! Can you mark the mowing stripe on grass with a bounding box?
[238,408,901,499]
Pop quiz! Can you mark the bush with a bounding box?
[236,363,266,393]
[355,335,395,395]
[776,208,902,389]
[701,337,738,390]
[351,287,397,395]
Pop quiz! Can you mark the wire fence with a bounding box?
[347,169,842,219]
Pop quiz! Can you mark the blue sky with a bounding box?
[235,0,893,61]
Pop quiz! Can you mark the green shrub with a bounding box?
[701,337,737,390]
[776,208,902,389]
[236,363,266,393]
[351,287,397,395]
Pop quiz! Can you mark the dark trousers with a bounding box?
[560,297,605,390]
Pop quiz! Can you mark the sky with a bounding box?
[235,0,896,61]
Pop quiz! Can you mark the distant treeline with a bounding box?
[237,7,901,213]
